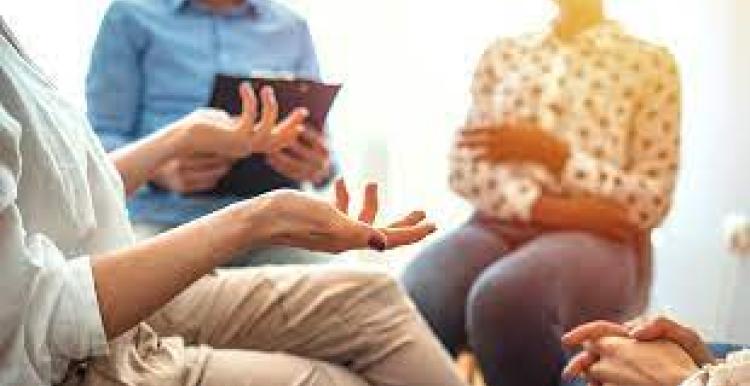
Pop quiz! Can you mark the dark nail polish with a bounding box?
[368,237,386,251]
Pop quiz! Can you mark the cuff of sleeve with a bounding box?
[58,256,109,358]
[679,369,708,386]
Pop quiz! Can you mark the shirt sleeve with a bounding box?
[85,1,145,152]
[0,107,108,382]
[560,48,681,229]
[680,350,750,386]
[449,41,542,221]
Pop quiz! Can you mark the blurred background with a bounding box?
[4,0,749,341]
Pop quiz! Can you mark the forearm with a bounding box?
[90,204,265,339]
[531,194,639,241]
[110,126,181,197]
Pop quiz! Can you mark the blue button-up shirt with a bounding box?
[86,0,321,226]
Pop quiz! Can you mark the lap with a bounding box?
[197,349,369,386]
[147,265,413,367]
[471,232,642,325]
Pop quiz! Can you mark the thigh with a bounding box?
[148,265,466,386]
[400,218,511,351]
[198,349,369,386]
[465,233,641,386]
[473,232,641,331]
[81,327,367,386]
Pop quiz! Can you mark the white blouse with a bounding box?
[450,21,681,229]
[0,23,134,385]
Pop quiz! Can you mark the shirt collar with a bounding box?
[170,0,257,14]
[539,19,623,48]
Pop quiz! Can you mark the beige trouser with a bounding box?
[78,266,466,386]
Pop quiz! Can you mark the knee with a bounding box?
[466,264,545,335]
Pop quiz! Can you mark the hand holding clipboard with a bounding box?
[205,74,342,197]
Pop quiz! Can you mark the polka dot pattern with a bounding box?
[453,21,681,228]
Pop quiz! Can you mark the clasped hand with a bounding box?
[561,316,714,386]
[457,122,571,176]
[221,178,437,255]
[154,82,327,193]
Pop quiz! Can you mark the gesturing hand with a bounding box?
[240,179,437,254]
[625,315,716,366]
[171,82,308,160]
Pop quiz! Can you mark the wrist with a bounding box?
[210,198,278,258]
[159,120,194,160]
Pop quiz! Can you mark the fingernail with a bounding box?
[368,236,386,251]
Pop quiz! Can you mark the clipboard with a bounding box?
[202,74,342,197]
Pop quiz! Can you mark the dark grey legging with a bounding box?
[402,214,651,386]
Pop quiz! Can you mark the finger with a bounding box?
[388,210,427,228]
[629,316,688,341]
[629,317,714,364]
[358,183,378,224]
[257,86,280,132]
[334,178,349,213]
[562,351,598,381]
[456,136,494,149]
[298,129,329,154]
[459,126,498,136]
[381,223,437,249]
[286,138,328,167]
[341,217,386,251]
[267,151,316,181]
[268,109,309,152]
[238,82,258,127]
[562,321,630,348]
[586,358,638,386]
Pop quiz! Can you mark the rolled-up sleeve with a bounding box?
[0,108,107,383]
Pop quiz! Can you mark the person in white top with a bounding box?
[562,316,750,386]
[0,18,467,386]
[402,0,680,384]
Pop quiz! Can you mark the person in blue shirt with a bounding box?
[86,0,334,265]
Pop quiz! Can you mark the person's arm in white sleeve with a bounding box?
[681,350,750,386]
[0,107,108,382]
